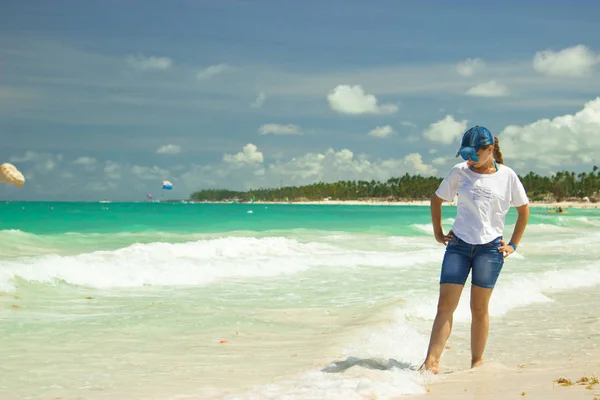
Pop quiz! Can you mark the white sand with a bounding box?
[402,365,599,400]
[401,287,600,400]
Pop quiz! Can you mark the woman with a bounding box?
[421,125,530,374]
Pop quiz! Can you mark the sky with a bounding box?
[1,0,600,201]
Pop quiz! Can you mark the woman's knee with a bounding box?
[437,302,458,315]
[470,285,493,317]
[470,301,488,317]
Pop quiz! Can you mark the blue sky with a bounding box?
[1,0,600,201]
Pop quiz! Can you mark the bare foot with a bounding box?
[471,359,484,369]
[419,361,440,375]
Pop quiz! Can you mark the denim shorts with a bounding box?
[440,235,504,289]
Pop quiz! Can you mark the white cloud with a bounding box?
[401,121,416,128]
[131,165,171,181]
[126,54,172,70]
[9,147,441,200]
[104,161,121,180]
[403,153,437,176]
[72,156,97,172]
[223,143,264,165]
[263,148,437,186]
[259,123,303,135]
[327,85,398,115]
[533,45,598,77]
[368,125,395,138]
[9,151,42,163]
[9,151,60,177]
[499,97,600,167]
[181,146,437,193]
[40,159,56,172]
[179,164,218,190]
[457,58,485,77]
[73,156,97,165]
[431,156,451,165]
[422,115,468,145]
[466,80,509,97]
[156,144,182,155]
[196,64,232,80]
[251,92,267,108]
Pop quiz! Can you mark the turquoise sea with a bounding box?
[1,202,600,399]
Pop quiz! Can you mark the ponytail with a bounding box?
[493,136,504,164]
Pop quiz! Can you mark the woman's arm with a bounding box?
[499,203,530,257]
[431,193,453,245]
[508,203,530,248]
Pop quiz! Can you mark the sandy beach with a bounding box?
[250,199,600,209]
[404,365,600,400]
[399,286,600,400]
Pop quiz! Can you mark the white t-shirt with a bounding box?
[435,162,529,245]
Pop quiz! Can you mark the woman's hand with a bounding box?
[434,229,454,246]
[498,239,515,258]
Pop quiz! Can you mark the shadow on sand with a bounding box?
[321,357,418,373]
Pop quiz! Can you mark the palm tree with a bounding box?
[189,166,600,203]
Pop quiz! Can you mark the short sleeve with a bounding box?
[510,171,529,207]
[435,167,460,201]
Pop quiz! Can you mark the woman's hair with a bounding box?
[481,136,504,164]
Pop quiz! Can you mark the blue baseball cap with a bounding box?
[456,125,494,161]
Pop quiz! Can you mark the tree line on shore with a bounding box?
[189,166,600,203]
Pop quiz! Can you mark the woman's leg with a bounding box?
[422,283,464,374]
[470,237,504,368]
[469,284,493,368]
[421,236,471,373]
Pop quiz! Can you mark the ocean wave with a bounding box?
[399,261,600,324]
[0,236,443,292]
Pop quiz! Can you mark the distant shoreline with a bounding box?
[194,199,599,209]
[3,200,597,209]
